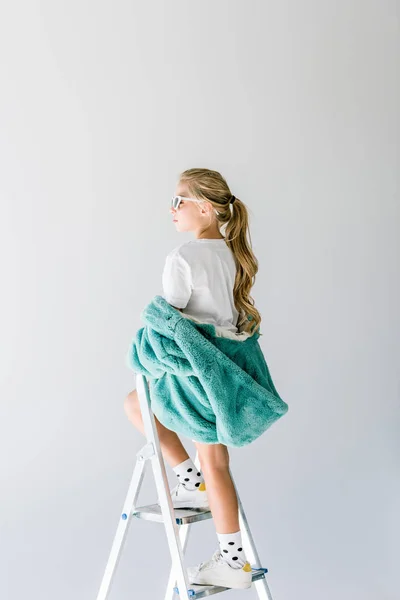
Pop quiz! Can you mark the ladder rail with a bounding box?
[232,469,274,600]
[96,453,147,600]
[95,370,275,600]
[137,374,193,600]
[164,452,202,600]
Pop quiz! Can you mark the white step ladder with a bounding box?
[96,373,274,600]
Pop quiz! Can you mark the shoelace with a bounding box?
[171,481,185,497]
[172,481,198,496]
[197,549,223,571]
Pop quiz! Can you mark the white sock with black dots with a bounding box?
[217,530,248,569]
[172,457,204,491]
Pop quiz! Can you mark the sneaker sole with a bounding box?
[172,499,210,509]
[189,574,252,589]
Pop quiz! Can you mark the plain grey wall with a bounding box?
[1,1,398,599]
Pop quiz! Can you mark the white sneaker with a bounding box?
[170,481,210,509]
[187,548,253,589]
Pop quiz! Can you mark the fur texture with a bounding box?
[126,295,288,447]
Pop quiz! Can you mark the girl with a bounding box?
[124,167,263,590]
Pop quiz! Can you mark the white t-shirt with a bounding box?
[161,238,240,334]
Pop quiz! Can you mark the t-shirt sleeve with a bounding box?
[161,251,193,309]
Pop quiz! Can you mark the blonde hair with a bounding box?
[179,168,262,336]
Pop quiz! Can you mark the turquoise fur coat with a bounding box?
[126,295,288,447]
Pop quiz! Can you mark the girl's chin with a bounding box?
[173,223,191,232]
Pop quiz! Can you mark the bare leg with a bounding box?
[194,441,239,533]
[124,389,190,468]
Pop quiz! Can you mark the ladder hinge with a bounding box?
[136,442,155,462]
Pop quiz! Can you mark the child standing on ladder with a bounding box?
[124,167,263,590]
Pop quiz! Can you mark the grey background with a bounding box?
[0,1,399,599]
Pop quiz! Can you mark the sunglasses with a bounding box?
[171,195,205,210]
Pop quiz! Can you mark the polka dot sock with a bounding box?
[172,457,204,491]
[217,530,248,569]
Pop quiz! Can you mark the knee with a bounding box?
[124,390,141,420]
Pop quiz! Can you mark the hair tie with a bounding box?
[230,195,236,204]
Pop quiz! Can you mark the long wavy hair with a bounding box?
[179,168,262,336]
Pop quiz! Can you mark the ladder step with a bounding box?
[173,567,268,598]
[132,503,213,525]
[95,374,275,600]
